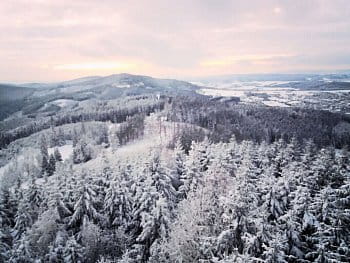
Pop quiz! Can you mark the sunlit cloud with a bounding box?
[273,7,281,14]
[54,62,135,71]
[200,54,296,67]
[0,0,350,82]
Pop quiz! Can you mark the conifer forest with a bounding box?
[1,74,350,262]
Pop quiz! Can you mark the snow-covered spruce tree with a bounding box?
[272,138,301,176]
[289,182,318,259]
[73,137,93,164]
[46,230,68,262]
[0,188,13,262]
[63,236,85,263]
[276,165,306,261]
[147,153,177,204]
[172,139,186,192]
[284,137,301,164]
[219,146,261,258]
[22,152,41,182]
[128,153,177,262]
[179,138,211,197]
[270,138,287,178]
[307,174,350,262]
[109,125,121,153]
[98,123,110,147]
[47,153,56,177]
[81,220,103,262]
[12,168,42,255]
[297,139,317,185]
[54,147,63,162]
[25,208,60,259]
[161,153,231,262]
[9,236,33,263]
[41,161,73,225]
[49,126,59,147]
[13,196,33,242]
[262,172,290,221]
[68,176,102,240]
[332,176,350,261]
[262,230,288,263]
[204,145,231,231]
[40,135,49,177]
[305,185,338,262]
[129,180,158,262]
[161,190,208,262]
[145,196,173,262]
[290,147,347,262]
[57,127,66,146]
[94,153,113,207]
[26,172,44,222]
[72,128,80,147]
[221,136,240,177]
[330,147,350,188]
[279,209,305,261]
[213,252,259,263]
[104,181,132,228]
[51,192,72,225]
[307,148,336,194]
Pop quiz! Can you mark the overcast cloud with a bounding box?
[1,0,350,82]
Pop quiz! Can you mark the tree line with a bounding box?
[1,136,349,262]
[167,96,350,148]
[0,98,164,150]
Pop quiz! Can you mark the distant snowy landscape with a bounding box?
[0,73,350,262]
[195,77,350,114]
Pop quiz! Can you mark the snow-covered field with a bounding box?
[318,90,350,93]
[198,88,248,97]
[48,144,73,161]
[50,99,78,108]
[77,114,185,176]
[262,100,290,107]
[197,86,309,107]
[197,80,350,111]
[39,99,78,111]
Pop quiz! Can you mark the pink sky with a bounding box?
[1,0,350,82]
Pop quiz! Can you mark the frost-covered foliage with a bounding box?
[0,95,165,150]
[1,91,350,262]
[1,134,349,262]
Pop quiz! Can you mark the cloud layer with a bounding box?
[1,0,350,82]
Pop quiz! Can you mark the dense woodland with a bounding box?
[0,91,350,262]
[167,96,350,148]
[0,96,164,149]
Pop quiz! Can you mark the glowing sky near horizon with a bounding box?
[1,0,350,82]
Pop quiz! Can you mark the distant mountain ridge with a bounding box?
[19,73,200,90]
[0,84,34,120]
[0,84,33,101]
[191,73,350,83]
[12,73,201,99]
[0,73,203,121]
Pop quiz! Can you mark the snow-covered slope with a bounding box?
[27,73,201,98]
[48,144,73,161]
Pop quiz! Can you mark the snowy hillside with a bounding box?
[0,74,350,263]
[26,73,201,97]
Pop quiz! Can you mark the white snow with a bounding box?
[197,80,350,110]
[318,89,350,93]
[198,88,247,97]
[50,99,78,108]
[262,100,290,107]
[78,114,192,174]
[48,144,73,161]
